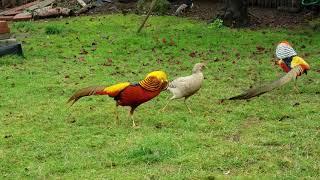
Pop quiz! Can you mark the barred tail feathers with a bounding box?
[68,82,131,106]
[67,86,107,106]
[228,66,304,100]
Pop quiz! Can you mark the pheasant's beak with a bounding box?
[162,80,169,90]
[276,59,283,65]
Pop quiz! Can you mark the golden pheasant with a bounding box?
[229,41,310,100]
[68,71,168,127]
[161,63,205,112]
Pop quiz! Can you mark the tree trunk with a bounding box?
[216,0,249,27]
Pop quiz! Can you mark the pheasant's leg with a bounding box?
[160,100,171,112]
[129,106,137,127]
[184,99,192,113]
[293,80,300,93]
[115,104,119,125]
[130,113,136,127]
[160,96,173,112]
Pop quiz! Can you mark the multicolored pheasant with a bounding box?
[229,41,310,100]
[68,71,168,127]
[276,41,310,76]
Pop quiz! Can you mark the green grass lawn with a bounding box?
[1,14,320,179]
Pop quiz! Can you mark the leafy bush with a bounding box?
[137,0,170,15]
[208,18,224,29]
[309,18,320,31]
[45,25,64,35]
[113,136,177,165]
[13,22,36,32]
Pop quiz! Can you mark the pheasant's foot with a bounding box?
[184,100,193,114]
[159,101,171,112]
[115,106,120,125]
[116,116,120,125]
[294,85,300,94]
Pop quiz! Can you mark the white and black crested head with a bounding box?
[192,63,206,74]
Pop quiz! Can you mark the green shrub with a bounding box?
[208,18,224,29]
[309,18,320,31]
[137,0,170,15]
[13,21,36,32]
[45,25,64,35]
[125,141,176,164]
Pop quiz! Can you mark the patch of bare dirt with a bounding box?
[56,0,319,28]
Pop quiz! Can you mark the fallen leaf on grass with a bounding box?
[4,134,12,139]
[80,48,88,54]
[293,102,300,107]
[279,115,290,121]
[256,45,265,52]
[78,57,85,62]
[189,52,196,58]
[162,38,167,44]
[101,58,113,66]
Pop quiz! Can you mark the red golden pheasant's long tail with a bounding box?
[68,82,131,106]
[67,86,106,106]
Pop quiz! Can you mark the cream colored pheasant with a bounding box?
[161,63,206,113]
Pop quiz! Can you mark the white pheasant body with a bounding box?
[168,72,203,99]
[161,63,205,113]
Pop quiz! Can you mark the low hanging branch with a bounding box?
[137,0,157,33]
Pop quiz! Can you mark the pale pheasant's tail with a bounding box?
[228,66,304,100]
[67,86,106,106]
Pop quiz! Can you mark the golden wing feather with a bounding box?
[103,82,131,97]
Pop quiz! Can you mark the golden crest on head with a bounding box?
[145,71,168,81]
[139,71,168,91]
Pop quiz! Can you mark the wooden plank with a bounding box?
[26,0,56,11]
[1,10,23,16]
[0,1,39,16]
[13,12,32,21]
[0,16,14,21]
[33,6,71,18]
[0,33,11,40]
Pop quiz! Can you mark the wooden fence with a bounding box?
[248,0,301,8]
[218,0,301,8]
